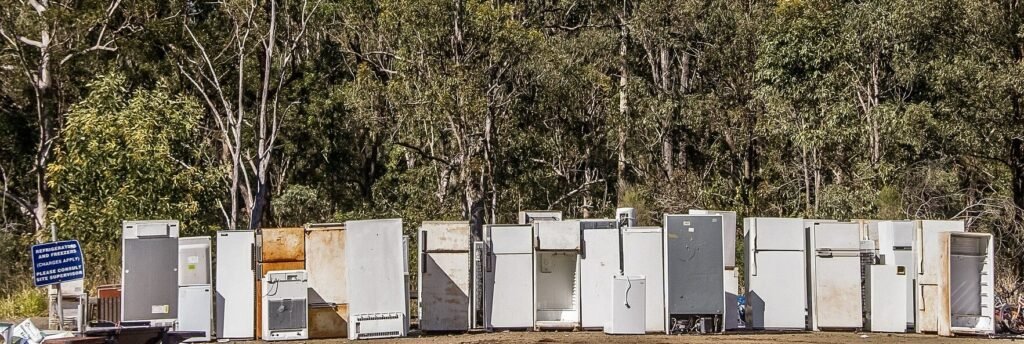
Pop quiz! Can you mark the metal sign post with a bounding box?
[51,223,63,331]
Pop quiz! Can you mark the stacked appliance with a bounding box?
[622,226,664,333]
[257,228,306,339]
[418,221,472,332]
[484,224,535,329]
[937,232,995,336]
[346,219,409,340]
[305,223,348,339]
[518,211,563,224]
[533,220,582,329]
[262,270,309,340]
[664,214,725,334]
[121,220,180,327]
[579,219,620,329]
[806,222,863,331]
[689,209,739,330]
[744,217,807,330]
[177,236,212,342]
[878,221,916,331]
[915,220,964,333]
[215,230,256,339]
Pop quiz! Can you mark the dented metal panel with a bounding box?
[309,304,349,339]
[305,224,347,304]
[261,227,305,262]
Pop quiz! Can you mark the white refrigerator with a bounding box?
[418,221,472,332]
[533,220,581,329]
[878,220,915,329]
[215,230,256,339]
[914,220,964,333]
[484,225,534,329]
[744,217,807,330]
[622,226,665,333]
[580,219,619,329]
[807,222,862,330]
[346,219,409,340]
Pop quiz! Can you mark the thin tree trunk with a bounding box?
[659,46,673,179]
[617,13,628,200]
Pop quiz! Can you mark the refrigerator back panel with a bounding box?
[689,210,737,268]
[809,222,863,330]
[535,220,581,251]
[488,225,533,254]
[261,227,305,263]
[665,215,724,316]
[215,230,256,339]
[122,237,178,323]
[419,222,471,332]
[622,227,665,332]
[304,224,347,305]
[178,237,211,286]
[345,219,408,339]
[580,226,620,328]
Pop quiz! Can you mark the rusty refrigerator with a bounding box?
[418,221,472,332]
[305,223,348,339]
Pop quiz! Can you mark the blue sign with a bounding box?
[31,240,85,287]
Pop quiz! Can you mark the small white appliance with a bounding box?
[262,270,309,341]
[605,275,646,335]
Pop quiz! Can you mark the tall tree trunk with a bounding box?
[659,46,673,179]
[616,13,629,200]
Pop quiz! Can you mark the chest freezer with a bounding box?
[580,219,619,329]
[418,221,471,332]
[744,217,807,330]
[807,222,863,330]
[215,230,256,339]
[484,225,534,329]
[622,226,665,332]
[345,219,409,340]
[937,232,994,336]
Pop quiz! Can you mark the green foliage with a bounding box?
[272,185,332,227]
[47,74,220,284]
[0,288,47,319]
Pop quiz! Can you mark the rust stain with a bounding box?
[306,227,347,304]
[309,304,349,339]
[262,227,305,262]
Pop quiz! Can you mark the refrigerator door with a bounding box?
[488,225,533,254]
[745,250,807,330]
[122,237,178,323]
[868,264,908,332]
[178,285,213,342]
[178,237,212,286]
[915,220,964,333]
[809,222,862,330]
[215,230,256,339]
[419,252,471,331]
[689,210,737,268]
[535,220,581,251]
[305,224,347,305]
[345,219,408,340]
[580,226,620,329]
[878,221,916,327]
[938,232,995,336]
[622,227,665,332]
[485,253,534,328]
[664,215,725,316]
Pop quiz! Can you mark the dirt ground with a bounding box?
[236,330,1016,343]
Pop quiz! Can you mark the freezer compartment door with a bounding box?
[746,250,806,330]
[419,252,471,331]
[580,228,620,328]
[485,253,534,328]
[215,231,256,339]
[421,222,471,252]
[535,220,581,251]
[487,225,533,254]
[749,217,806,251]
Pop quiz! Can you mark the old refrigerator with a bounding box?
[744,217,807,330]
[807,222,863,330]
[178,236,211,342]
[605,275,646,335]
[122,220,180,326]
[418,221,471,332]
[346,219,408,340]
[689,209,739,330]
[484,224,534,329]
[937,232,994,336]
[878,220,915,329]
[664,214,725,334]
[914,220,964,333]
[867,264,908,332]
[533,220,581,329]
[262,270,308,341]
[580,219,619,329]
[216,230,256,339]
[304,223,348,339]
[622,226,665,333]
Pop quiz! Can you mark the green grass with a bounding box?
[0,288,48,320]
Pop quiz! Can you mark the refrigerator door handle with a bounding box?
[422,253,427,274]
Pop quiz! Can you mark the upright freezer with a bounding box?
[878,220,915,329]
[622,226,665,333]
[664,214,725,334]
[744,217,807,330]
[937,232,994,336]
[418,221,471,332]
[345,219,409,340]
[914,220,964,333]
[807,222,863,331]
[122,220,180,326]
[484,225,534,329]
[533,220,581,329]
[579,219,619,329]
[215,230,256,339]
